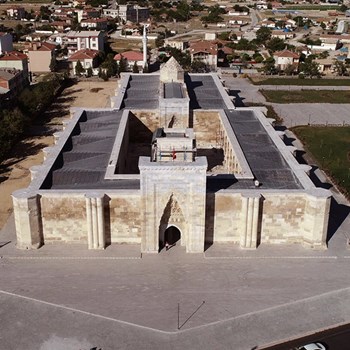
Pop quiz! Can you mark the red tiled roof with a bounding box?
[0,51,27,61]
[274,49,300,58]
[81,18,107,23]
[114,51,143,61]
[189,41,217,55]
[27,42,56,51]
[69,49,99,60]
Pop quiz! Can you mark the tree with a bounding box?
[101,53,118,77]
[118,56,128,73]
[318,51,329,59]
[284,63,296,75]
[333,61,347,76]
[155,36,165,48]
[0,108,27,162]
[201,5,225,23]
[340,4,348,12]
[86,67,93,77]
[49,57,57,72]
[253,52,264,63]
[300,60,321,78]
[75,60,85,76]
[256,27,272,44]
[266,37,286,52]
[132,61,139,73]
[190,59,209,73]
[262,57,276,74]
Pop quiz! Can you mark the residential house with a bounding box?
[256,1,268,10]
[80,18,108,31]
[51,21,71,32]
[69,48,99,74]
[118,4,150,23]
[77,7,101,23]
[102,8,119,19]
[114,51,145,71]
[0,33,13,54]
[0,68,29,100]
[228,17,248,26]
[273,49,300,71]
[228,10,249,16]
[6,6,25,20]
[164,38,189,51]
[25,42,56,73]
[285,19,297,29]
[314,58,334,74]
[271,30,295,40]
[65,31,105,55]
[260,19,276,29]
[72,0,87,7]
[232,31,244,41]
[0,51,29,75]
[320,34,350,45]
[188,41,218,70]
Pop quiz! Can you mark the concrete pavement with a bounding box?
[1,202,350,349]
[223,77,350,127]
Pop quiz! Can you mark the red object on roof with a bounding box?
[114,51,143,61]
[69,49,99,60]
[0,51,27,60]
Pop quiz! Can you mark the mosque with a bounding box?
[12,58,331,253]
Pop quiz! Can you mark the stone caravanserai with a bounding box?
[12,58,331,253]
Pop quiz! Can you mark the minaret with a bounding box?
[142,24,147,70]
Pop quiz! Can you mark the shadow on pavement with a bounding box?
[327,197,350,243]
[229,89,245,107]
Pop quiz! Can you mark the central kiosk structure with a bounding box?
[142,58,206,253]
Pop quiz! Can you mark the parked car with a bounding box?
[297,343,326,350]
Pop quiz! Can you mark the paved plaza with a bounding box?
[1,193,350,350]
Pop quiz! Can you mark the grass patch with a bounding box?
[260,89,350,103]
[15,0,51,2]
[293,126,350,197]
[284,5,341,10]
[250,78,350,86]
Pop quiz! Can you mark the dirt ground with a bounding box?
[0,79,117,229]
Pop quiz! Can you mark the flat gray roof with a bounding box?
[122,75,159,109]
[164,82,183,99]
[185,74,228,110]
[121,74,228,110]
[46,110,140,190]
[209,109,303,191]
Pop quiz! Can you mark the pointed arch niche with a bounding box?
[158,194,187,250]
[139,156,207,254]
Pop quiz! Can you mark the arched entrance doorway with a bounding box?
[160,226,181,251]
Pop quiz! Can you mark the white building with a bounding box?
[65,31,105,55]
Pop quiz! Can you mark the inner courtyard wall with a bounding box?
[193,111,221,147]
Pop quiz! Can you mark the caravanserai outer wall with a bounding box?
[13,186,330,250]
[12,68,331,252]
